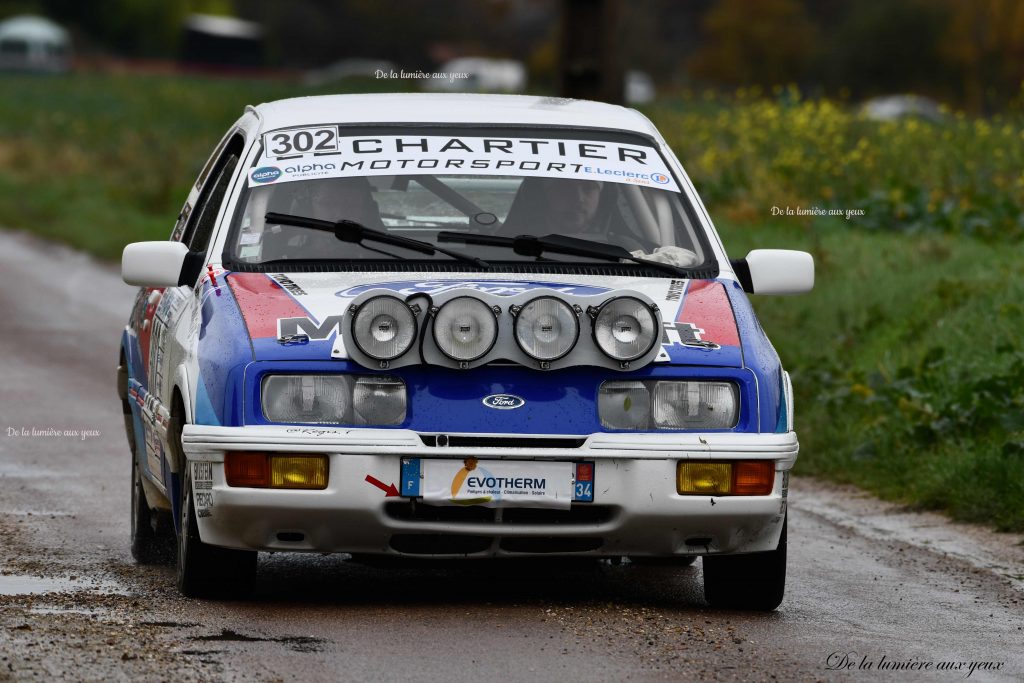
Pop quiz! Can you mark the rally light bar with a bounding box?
[341,287,663,372]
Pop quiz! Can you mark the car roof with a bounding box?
[249,93,661,140]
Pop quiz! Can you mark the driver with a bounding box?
[304,176,384,229]
[501,176,698,266]
[501,177,605,236]
[538,177,603,233]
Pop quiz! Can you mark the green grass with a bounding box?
[718,218,1024,531]
[2,73,1021,530]
[0,72,400,257]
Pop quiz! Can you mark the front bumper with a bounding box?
[181,425,797,558]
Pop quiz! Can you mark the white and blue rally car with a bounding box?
[118,94,813,608]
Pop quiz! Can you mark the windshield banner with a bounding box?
[249,130,681,191]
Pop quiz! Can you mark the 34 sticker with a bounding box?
[263,126,338,159]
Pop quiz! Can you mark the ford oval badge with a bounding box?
[482,394,525,410]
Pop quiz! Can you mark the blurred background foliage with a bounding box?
[1,0,1024,110]
[0,0,1022,530]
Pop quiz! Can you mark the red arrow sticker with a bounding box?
[365,474,400,497]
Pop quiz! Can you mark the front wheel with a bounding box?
[171,406,256,598]
[130,454,173,564]
[176,462,257,598]
[702,516,787,611]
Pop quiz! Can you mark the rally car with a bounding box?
[118,93,813,609]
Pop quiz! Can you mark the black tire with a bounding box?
[130,453,173,564]
[172,411,257,598]
[703,516,787,611]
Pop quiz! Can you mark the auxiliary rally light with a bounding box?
[676,460,774,496]
[225,452,328,489]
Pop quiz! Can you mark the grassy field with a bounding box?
[2,73,1021,531]
[716,219,1024,531]
[0,73,399,258]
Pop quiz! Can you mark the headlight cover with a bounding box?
[353,376,407,425]
[431,296,498,362]
[599,380,739,430]
[652,381,738,429]
[597,380,651,429]
[513,296,580,362]
[261,374,406,425]
[261,375,351,424]
[591,296,659,363]
[349,295,417,361]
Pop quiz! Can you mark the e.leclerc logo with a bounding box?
[651,172,670,185]
[482,394,525,410]
[251,166,282,184]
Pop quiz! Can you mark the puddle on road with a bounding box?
[141,620,201,628]
[0,576,74,596]
[28,606,103,616]
[0,574,131,597]
[0,463,60,479]
[4,509,75,518]
[190,628,325,653]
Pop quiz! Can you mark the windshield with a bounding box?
[225,127,712,271]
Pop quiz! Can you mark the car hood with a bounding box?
[220,271,745,367]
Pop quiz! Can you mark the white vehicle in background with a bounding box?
[424,57,527,93]
[119,93,813,609]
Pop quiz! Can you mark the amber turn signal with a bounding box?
[225,451,269,487]
[270,455,328,490]
[677,460,775,496]
[225,453,329,489]
[733,460,775,495]
[677,462,732,495]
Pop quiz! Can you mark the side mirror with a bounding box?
[122,241,191,287]
[730,249,814,295]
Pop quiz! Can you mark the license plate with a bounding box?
[399,458,595,509]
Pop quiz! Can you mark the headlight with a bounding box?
[350,295,417,361]
[261,374,406,425]
[513,296,580,362]
[432,296,498,362]
[598,380,739,430]
[598,381,651,429]
[353,376,407,425]
[262,375,351,424]
[592,296,659,362]
[652,381,738,429]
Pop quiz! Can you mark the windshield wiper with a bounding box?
[436,231,695,278]
[265,212,490,268]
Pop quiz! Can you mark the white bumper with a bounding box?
[182,425,797,558]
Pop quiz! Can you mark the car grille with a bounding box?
[389,534,493,554]
[384,502,616,526]
[499,537,603,553]
[387,534,605,555]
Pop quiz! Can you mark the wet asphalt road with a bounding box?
[0,229,1022,682]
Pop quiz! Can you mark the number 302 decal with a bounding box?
[263,126,338,158]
